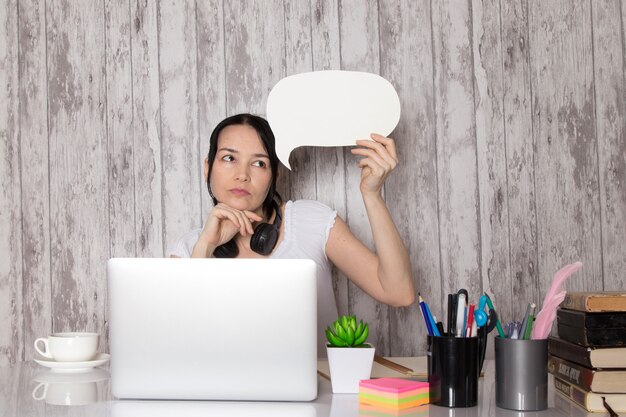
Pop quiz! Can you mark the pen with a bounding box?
[508,321,518,338]
[456,293,467,337]
[450,294,458,336]
[462,306,468,337]
[447,293,455,337]
[477,324,488,370]
[520,303,531,340]
[511,322,519,339]
[424,301,441,337]
[418,294,434,336]
[524,303,536,340]
[466,304,475,337]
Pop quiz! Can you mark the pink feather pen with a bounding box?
[531,262,583,340]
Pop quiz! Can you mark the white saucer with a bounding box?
[34,353,110,372]
[33,367,110,383]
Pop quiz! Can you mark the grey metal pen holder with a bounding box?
[495,337,548,411]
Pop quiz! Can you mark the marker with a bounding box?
[456,293,467,337]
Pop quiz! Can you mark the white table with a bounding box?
[0,359,607,417]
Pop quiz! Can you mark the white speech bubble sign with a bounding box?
[267,71,401,170]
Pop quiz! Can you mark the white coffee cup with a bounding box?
[34,332,99,362]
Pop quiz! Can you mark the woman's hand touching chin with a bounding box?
[192,203,263,257]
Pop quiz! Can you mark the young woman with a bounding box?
[169,114,414,355]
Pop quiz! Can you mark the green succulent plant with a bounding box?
[325,315,369,347]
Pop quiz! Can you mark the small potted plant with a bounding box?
[325,315,375,393]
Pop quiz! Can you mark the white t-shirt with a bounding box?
[167,199,339,357]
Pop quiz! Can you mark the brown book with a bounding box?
[548,336,626,369]
[554,391,592,417]
[562,292,626,312]
[554,377,626,412]
[548,354,626,393]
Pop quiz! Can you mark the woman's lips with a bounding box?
[229,188,251,196]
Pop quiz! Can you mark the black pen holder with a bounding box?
[427,336,480,407]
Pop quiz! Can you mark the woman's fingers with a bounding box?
[244,210,264,223]
[370,133,398,161]
[355,134,398,166]
[351,147,391,173]
[358,156,385,178]
[214,204,253,236]
[353,142,397,172]
[351,134,399,194]
[240,210,264,235]
[216,204,269,236]
[214,206,242,229]
[233,210,253,236]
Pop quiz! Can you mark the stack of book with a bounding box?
[549,291,626,413]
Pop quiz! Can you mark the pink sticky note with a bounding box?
[359,378,429,394]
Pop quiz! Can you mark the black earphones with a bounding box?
[211,197,282,258]
[249,200,282,255]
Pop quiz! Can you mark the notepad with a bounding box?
[359,378,430,409]
[358,403,430,416]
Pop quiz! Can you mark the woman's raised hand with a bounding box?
[350,133,399,195]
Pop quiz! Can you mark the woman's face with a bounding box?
[207,124,273,216]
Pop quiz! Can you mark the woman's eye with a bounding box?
[221,155,234,162]
[253,160,267,168]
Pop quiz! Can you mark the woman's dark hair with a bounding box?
[206,113,283,257]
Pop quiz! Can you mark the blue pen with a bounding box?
[418,294,434,336]
[424,300,441,337]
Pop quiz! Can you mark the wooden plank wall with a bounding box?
[1,0,624,365]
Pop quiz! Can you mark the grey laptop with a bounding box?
[107,258,318,401]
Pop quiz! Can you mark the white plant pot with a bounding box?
[326,344,375,393]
